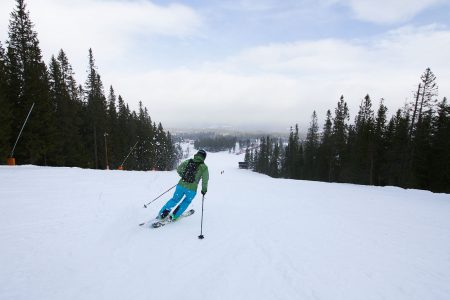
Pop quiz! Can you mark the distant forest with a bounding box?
[246,69,450,193]
[176,131,261,153]
[0,0,180,170]
[190,132,238,152]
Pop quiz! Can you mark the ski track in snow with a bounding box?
[1,150,450,300]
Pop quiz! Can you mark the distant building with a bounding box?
[238,162,249,169]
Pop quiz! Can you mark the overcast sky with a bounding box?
[1,0,450,132]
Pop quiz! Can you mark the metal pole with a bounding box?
[10,102,35,158]
[104,132,109,169]
[94,125,98,169]
[198,195,205,239]
[120,140,139,168]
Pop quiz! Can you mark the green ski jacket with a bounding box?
[177,154,209,193]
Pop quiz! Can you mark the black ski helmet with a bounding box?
[197,149,207,159]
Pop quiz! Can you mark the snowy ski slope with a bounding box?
[1,150,450,300]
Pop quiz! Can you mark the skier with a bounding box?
[157,149,209,221]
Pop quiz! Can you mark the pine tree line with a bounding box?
[0,0,180,170]
[194,135,237,152]
[246,68,450,193]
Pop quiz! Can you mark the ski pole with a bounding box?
[143,184,177,208]
[198,195,205,239]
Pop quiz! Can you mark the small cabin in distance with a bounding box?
[238,162,249,169]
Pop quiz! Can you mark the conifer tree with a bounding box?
[407,69,438,187]
[48,55,66,164]
[116,95,129,164]
[154,122,167,170]
[57,50,79,102]
[296,142,305,180]
[281,127,293,178]
[2,1,177,171]
[6,0,55,164]
[253,149,259,172]
[255,137,264,173]
[430,97,450,192]
[135,101,154,170]
[48,50,86,166]
[318,110,333,181]
[84,49,108,169]
[385,109,410,186]
[244,148,250,165]
[282,125,301,179]
[331,96,350,181]
[0,42,11,160]
[245,68,448,193]
[126,110,139,169]
[256,136,271,174]
[106,86,118,167]
[248,149,255,170]
[294,125,303,179]
[352,94,375,184]
[411,108,433,188]
[304,111,319,180]
[409,68,438,139]
[373,99,388,185]
[57,51,86,167]
[269,141,280,178]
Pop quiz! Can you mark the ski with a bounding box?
[139,216,161,227]
[139,209,195,228]
[152,209,195,228]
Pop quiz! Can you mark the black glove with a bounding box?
[201,190,207,195]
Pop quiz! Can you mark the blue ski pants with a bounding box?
[158,185,197,218]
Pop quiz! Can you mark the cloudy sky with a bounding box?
[1,0,450,132]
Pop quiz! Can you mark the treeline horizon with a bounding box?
[193,134,238,153]
[245,68,450,193]
[0,0,180,170]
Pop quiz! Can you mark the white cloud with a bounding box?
[109,69,302,130]
[336,0,444,24]
[111,24,450,130]
[1,1,449,131]
[220,24,450,75]
[0,0,202,73]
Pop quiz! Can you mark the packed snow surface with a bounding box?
[1,151,450,300]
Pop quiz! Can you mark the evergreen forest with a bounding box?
[245,69,450,193]
[0,0,179,170]
[194,134,238,152]
[1,1,449,194]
